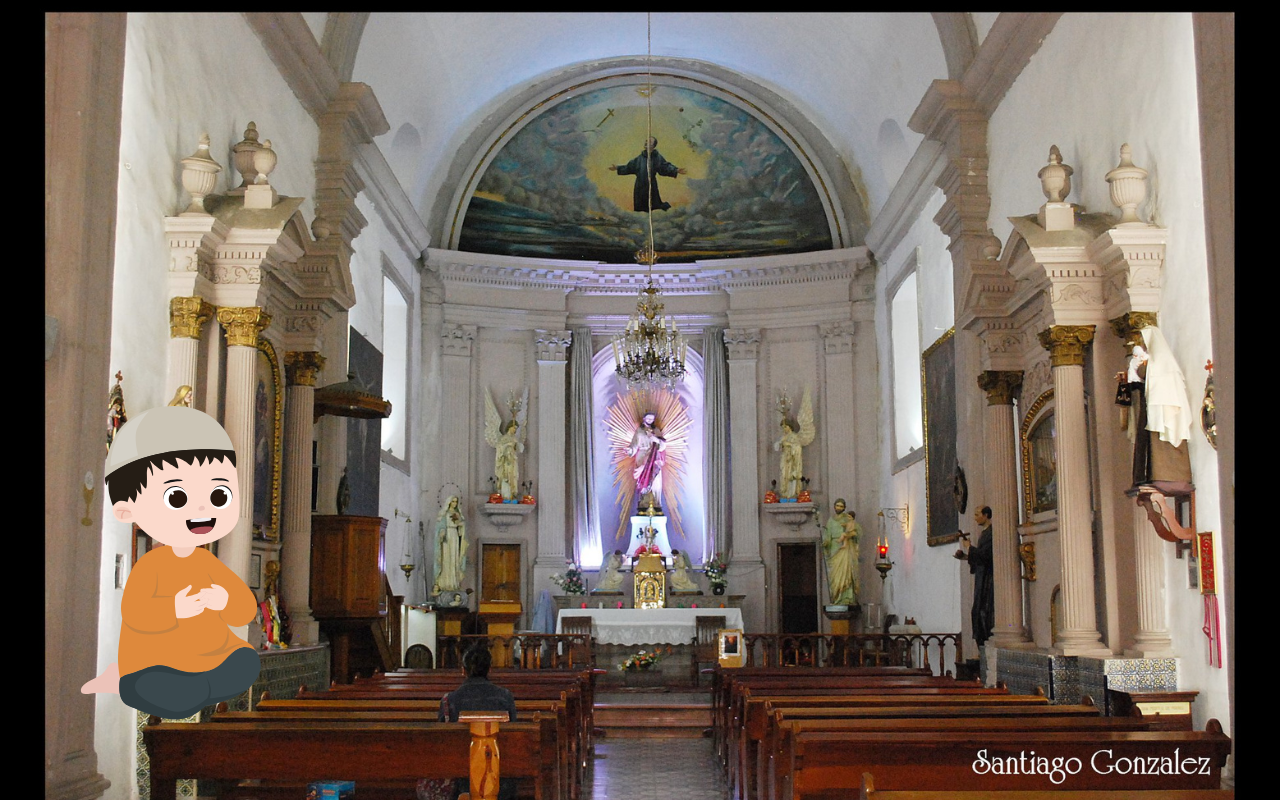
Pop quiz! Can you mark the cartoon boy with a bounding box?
[81,406,260,718]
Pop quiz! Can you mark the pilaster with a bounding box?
[534,330,572,589]
[439,323,477,508]
[724,327,767,630]
[820,321,857,505]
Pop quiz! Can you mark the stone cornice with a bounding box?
[1087,225,1168,319]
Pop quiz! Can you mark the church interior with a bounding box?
[47,12,1235,798]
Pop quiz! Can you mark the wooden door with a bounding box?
[778,542,819,634]
[481,543,522,602]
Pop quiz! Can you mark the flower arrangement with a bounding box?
[618,648,664,671]
[703,552,728,587]
[550,561,586,595]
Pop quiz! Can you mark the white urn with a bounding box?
[231,121,261,189]
[252,139,277,185]
[1037,145,1073,203]
[179,133,222,215]
[1105,143,1149,226]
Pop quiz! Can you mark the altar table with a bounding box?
[555,607,744,646]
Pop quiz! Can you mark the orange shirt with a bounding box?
[118,546,257,675]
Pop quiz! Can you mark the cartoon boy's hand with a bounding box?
[175,585,206,619]
[198,583,230,611]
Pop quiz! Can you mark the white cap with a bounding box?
[104,406,235,477]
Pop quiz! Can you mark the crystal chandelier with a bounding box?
[610,14,688,390]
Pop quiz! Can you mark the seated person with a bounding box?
[81,406,260,719]
[438,646,518,800]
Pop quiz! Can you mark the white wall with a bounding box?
[98,12,320,799]
[989,11,1227,730]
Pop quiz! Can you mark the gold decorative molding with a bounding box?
[216,306,272,347]
[1019,540,1037,581]
[169,296,214,339]
[1020,389,1055,520]
[1037,325,1094,368]
[1107,311,1158,346]
[976,370,1023,406]
[284,350,326,387]
[257,337,284,543]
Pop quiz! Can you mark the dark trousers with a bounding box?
[120,648,260,719]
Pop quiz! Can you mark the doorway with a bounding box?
[778,543,819,633]
[481,543,522,602]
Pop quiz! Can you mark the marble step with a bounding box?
[594,702,712,738]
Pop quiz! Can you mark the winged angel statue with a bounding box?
[773,387,816,499]
[604,389,693,548]
[484,387,529,501]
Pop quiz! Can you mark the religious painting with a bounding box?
[718,628,745,668]
[455,77,848,262]
[346,330,384,518]
[921,329,959,546]
[1020,395,1058,517]
[252,338,283,542]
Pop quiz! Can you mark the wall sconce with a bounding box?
[879,505,909,532]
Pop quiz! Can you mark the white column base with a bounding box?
[989,633,1037,649]
[289,612,321,647]
[1123,642,1175,658]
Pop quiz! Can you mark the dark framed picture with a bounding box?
[1020,391,1058,519]
[718,627,745,667]
[921,328,959,546]
[249,554,262,590]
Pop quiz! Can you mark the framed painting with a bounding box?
[921,328,959,546]
[1020,391,1058,518]
[253,337,283,542]
[718,628,745,668]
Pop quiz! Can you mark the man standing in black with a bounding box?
[609,136,687,211]
[956,506,995,647]
[439,646,518,800]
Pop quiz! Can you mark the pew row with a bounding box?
[857,771,1235,800]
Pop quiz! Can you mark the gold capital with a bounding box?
[169,296,214,339]
[216,306,272,347]
[1037,325,1095,368]
[1107,311,1158,347]
[285,351,326,386]
[977,370,1023,405]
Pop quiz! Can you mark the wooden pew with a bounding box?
[778,721,1231,799]
[144,715,559,800]
[857,771,1236,799]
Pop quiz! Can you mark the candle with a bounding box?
[612,340,620,369]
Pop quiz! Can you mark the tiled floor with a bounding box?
[586,738,727,799]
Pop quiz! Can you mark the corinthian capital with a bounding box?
[284,351,326,386]
[169,296,215,339]
[723,328,761,361]
[1037,325,1095,368]
[216,306,272,347]
[977,370,1023,405]
[1107,311,1158,346]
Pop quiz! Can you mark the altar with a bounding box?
[555,607,744,646]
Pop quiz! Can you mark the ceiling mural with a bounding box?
[456,77,840,263]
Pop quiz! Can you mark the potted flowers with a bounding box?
[550,561,586,595]
[703,552,728,595]
[618,648,664,672]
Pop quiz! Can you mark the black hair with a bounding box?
[462,644,492,678]
[980,506,992,519]
[106,449,237,504]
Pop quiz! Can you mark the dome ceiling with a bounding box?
[345,12,951,257]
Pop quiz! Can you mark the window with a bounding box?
[381,270,410,468]
[890,270,923,463]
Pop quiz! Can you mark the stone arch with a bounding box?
[930,12,979,80]
[321,12,370,83]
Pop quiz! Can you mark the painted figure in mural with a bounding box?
[773,387,815,499]
[821,499,861,607]
[628,411,668,510]
[434,496,469,594]
[956,506,995,647]
[670,549,699,592]
[484,388,529,501]
[609,137,687,212]
[597,550,626,592]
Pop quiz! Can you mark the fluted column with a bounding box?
[167,296,213,401]
[217,306,272,586]
[282,351,325,645]
[820,321,857,503]
[1038,326,1108,655]
[533,330,572,590]
[725,328,767,630]
[977,370,1032,647]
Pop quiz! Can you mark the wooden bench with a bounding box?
[144,715,559,800]
[778,721,1231,799]
[857,771,1235,799]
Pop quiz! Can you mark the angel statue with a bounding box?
[484,387,529,501]
[773,387,815,499]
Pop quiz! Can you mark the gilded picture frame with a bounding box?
[252,336,284,542]
[718,627,745,668]
[921,328,959,546]
[1020,390,1058,519]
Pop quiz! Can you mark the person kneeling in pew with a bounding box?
[438,646,518,800]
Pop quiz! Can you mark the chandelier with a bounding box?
[610,14,688,390]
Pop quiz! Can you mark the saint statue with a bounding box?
[596,550,625,592]
[1115,326,1193,495]
[670,549,699,592]
[821,499,861,607]
[484,388,528,501]
[773,387,816,499]
[627,411,667,510]
[433,496,468,593]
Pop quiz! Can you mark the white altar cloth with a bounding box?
[555,607,744,646]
